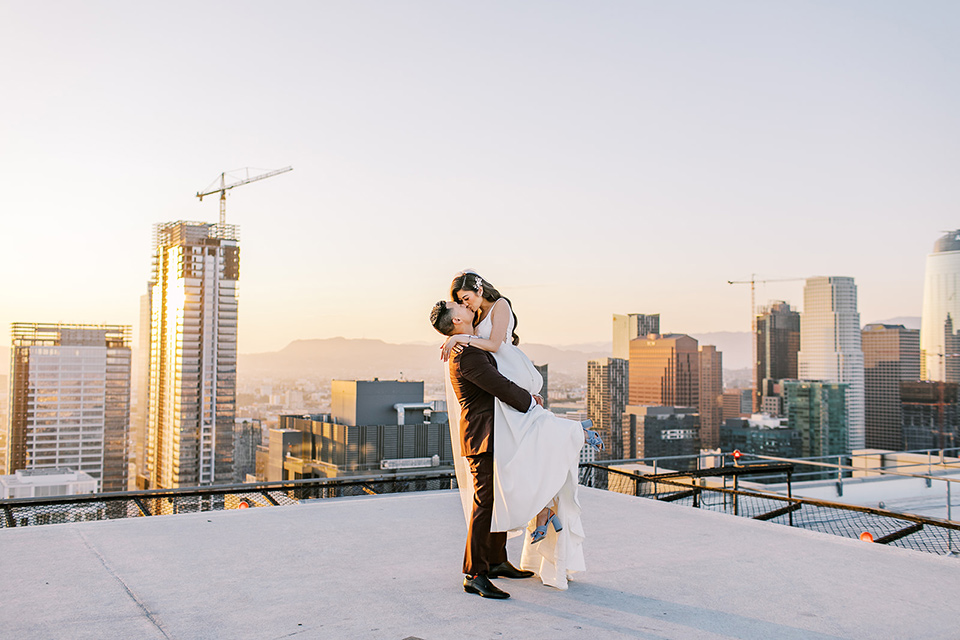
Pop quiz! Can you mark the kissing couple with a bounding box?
[430,270,603,599]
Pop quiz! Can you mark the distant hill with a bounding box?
[238,338,609,383]
[0,317,923,388]
[872,316,921,330]
[235,333,755,384]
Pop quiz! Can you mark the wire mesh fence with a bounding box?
[0,471,458,529]
[580,463,960,557]
[7,458,960,557]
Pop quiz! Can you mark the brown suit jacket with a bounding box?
[449,345,533,456]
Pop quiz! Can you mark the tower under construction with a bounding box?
[144,221,238,488]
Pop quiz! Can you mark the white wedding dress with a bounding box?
[445,299,586,590]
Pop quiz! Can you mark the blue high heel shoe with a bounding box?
[531,511,563,544]
[581,419,604,451]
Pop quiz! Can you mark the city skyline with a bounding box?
[2,2,957,353]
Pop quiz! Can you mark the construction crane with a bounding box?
[196,166,293,225]
[727,275,805,411]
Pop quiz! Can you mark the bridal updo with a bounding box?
[450,270,521,346]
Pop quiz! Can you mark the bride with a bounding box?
[441,270,602,590]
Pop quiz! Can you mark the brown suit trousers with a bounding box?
[463,453,507,575]
[450,346,533,576]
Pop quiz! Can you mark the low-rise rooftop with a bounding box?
[2,487,958,639]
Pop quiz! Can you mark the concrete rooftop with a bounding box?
[2,487,959,639]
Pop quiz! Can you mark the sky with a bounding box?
[1,1,957,353]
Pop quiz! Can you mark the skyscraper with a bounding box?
[698,345,723,449]
[5,323,131,492]
[629,333,699,407]
[921,230,960,382]
[862,324,921,450]
[587,357,629,459]
[756,301,800,412]
[613,313,660,360]
[145,221,239,488]
[798,276,865,450]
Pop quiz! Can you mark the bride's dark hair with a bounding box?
[450,271,520,346]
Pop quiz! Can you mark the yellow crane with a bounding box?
[727,275,804,410]
[196,166,293,225]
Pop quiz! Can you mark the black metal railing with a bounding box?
[7,452,960,558]
[0,470,457,529]
[579,461,960,556]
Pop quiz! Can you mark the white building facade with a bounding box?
[920,230,960,382]
[146,221,238,488]
[0,468,98,499]
[798,276,865,450]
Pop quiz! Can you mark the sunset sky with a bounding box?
[1,2,957,353]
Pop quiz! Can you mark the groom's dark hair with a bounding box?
[430,300,455,336]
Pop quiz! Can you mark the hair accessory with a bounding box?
[473,275,483,291]
[455,268,479,278]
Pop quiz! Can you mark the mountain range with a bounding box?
[237,338,610,382]
[0,316,920,387]
[236,331,759,383]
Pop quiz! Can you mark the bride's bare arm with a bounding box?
[440,299,511,361]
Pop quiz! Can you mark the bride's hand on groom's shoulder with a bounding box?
[440,334,468,362]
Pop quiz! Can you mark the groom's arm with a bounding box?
[457,347,534,413]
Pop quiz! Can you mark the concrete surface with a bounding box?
[1,487,958,639]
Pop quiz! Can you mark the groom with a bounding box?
[430,300,539,599]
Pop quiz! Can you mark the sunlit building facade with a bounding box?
[920,230,960,383]
[5,323,131,492]
[145,221,239,488]
[698,345,723,450]
[132,283,152,488]
[587,357,629,459]
[798,276,865,450]
[613,313,660,360]
[629,333,699,408]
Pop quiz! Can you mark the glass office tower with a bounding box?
[6,323,131,492]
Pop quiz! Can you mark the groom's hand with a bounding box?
[533,394,544,407]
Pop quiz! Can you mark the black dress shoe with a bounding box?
[463,574,510,599]
[487,561,534,579]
